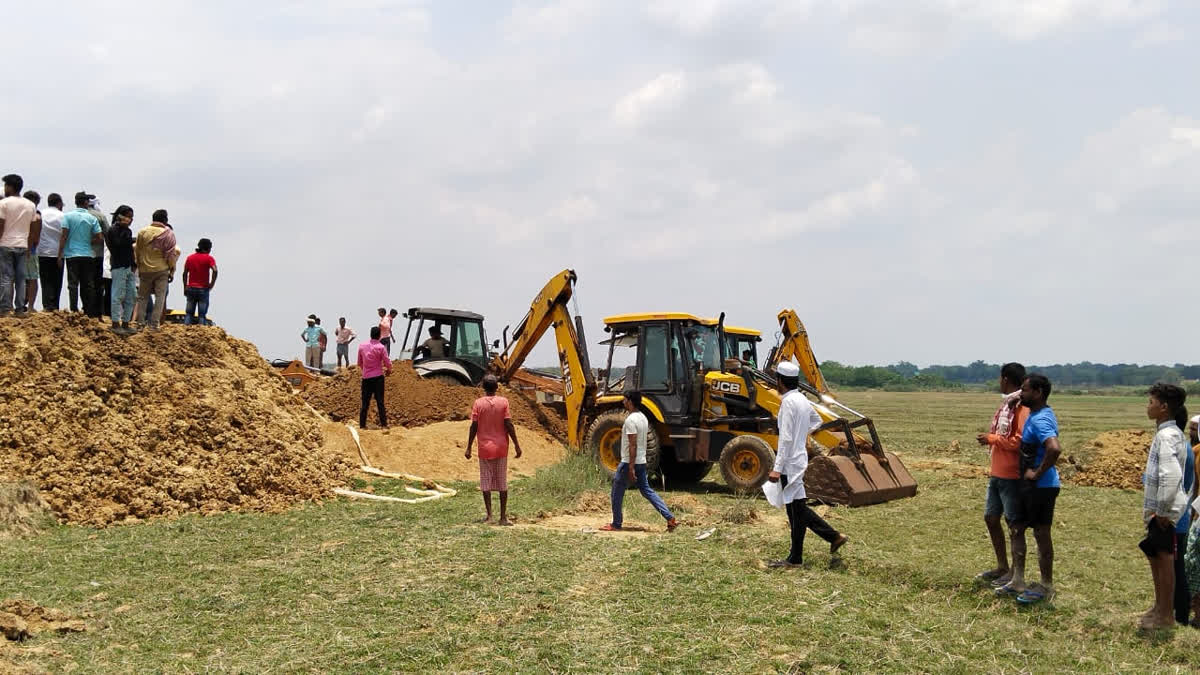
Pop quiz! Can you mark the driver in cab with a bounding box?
[415,325,452,359]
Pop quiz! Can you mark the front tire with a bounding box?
[718,435,774,492]
[584,410,660,478]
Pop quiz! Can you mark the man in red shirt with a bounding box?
[974,362,1029,588]
[181,238,218,326]
[465,374,523,525]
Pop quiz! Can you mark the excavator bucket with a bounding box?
[803,419,918,507]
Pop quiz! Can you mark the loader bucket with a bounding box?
[803,419,918,507]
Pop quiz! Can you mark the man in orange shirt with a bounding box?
[465,374,522,525]
[975,362,1029,587]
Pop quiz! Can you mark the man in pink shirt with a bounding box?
[377,307,393,355]
[357,326,392,428]
[465,374,523,525]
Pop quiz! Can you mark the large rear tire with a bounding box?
[425,373,467,386]
[584,410,660,479]
[718,435,774,493]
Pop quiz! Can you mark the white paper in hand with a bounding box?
[761,480,785,508]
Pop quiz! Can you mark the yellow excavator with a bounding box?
[489,271,916,506]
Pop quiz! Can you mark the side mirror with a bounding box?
[493,339,500,348]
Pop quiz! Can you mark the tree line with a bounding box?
[820,360,1200,392]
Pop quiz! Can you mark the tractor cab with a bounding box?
[706,319,761,368]
[399,307,490,385]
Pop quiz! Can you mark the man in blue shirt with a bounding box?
[57,192,102,318]
[996,373,1062,605]
[301,314,325,369]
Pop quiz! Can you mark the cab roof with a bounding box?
[700,318,761,337]
[603,312,705,325]
[405,307,485,321]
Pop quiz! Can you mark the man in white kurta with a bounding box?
[766,361,849,568]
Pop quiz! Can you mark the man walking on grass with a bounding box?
[766,361,848,567]
[465,374,522,525]
[974,362,1029,588]
[334,317,356,369]
[602,391,678,533]
[357,326,391,429]
[995,374,1062,605]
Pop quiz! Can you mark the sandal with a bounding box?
[994,583,1022,599]
[599,524,621,531]
[974,569,1006,584]
[1016,586,1053,605]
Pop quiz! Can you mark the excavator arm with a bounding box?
[489,269,597,447]
[767,309,830,395]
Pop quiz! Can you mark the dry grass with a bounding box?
[0,482,53,539]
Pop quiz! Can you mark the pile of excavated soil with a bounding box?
[303,363,566,437]
[0,483,52,538]
[322,421,565,482]
[1070,429,1153,490]
[0,599,87,641]
[0,313,353,526]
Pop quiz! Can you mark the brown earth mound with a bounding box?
[303,363,566,437]
[0,313,353,526]
[1070,429,1152,490]
[322,421,565,482]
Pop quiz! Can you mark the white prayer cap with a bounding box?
[1190,414,1200,429]
[776,361,800,378]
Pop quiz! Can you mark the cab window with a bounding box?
[639,324,671,391]
[455,321,485,358]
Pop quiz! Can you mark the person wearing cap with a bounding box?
[765,360,848,568]
[182,238,217,326]
[0,174,39,317]
[83,192,109,317]
[58,191,103,318]
[334,317,356,369]
[466,374,522,525]
[415,324,451,360]
[301,315,325,368]
[132,209,176,330]
[104,205,137,334]
[36,193,65,311]
[357,325,392,429]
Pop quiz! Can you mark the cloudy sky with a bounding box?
[5,0,1198,368]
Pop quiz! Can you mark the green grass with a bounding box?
[2,393,1197,673]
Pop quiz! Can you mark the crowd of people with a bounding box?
[0,174,218,330]
[973,364,1200,628]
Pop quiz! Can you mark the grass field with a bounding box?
[3,392,1198,673]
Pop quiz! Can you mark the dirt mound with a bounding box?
[0,600,87,642]
[0,483,52,538]
[1070,429,1152,490]
[0,313,353,526]
[302,363,566,438]
[322,421,565,482]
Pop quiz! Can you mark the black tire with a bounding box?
[660,452,713,484]
[718,435,774,492]
[424,372,467,386]
[584,409,660,479]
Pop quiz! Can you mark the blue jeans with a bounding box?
[184,287,210,325]
[110,266,137,323]
[0,246,27,313]
[611,462,674,528]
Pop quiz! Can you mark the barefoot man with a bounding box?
[466,374,522,525]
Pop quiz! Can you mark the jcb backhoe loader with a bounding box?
[488,272,916,506]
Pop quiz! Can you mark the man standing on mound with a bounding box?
[766,361,848,568]
[602,391,677,533]
[465,374,522,525]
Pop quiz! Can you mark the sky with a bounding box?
[3,0,1198,368]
